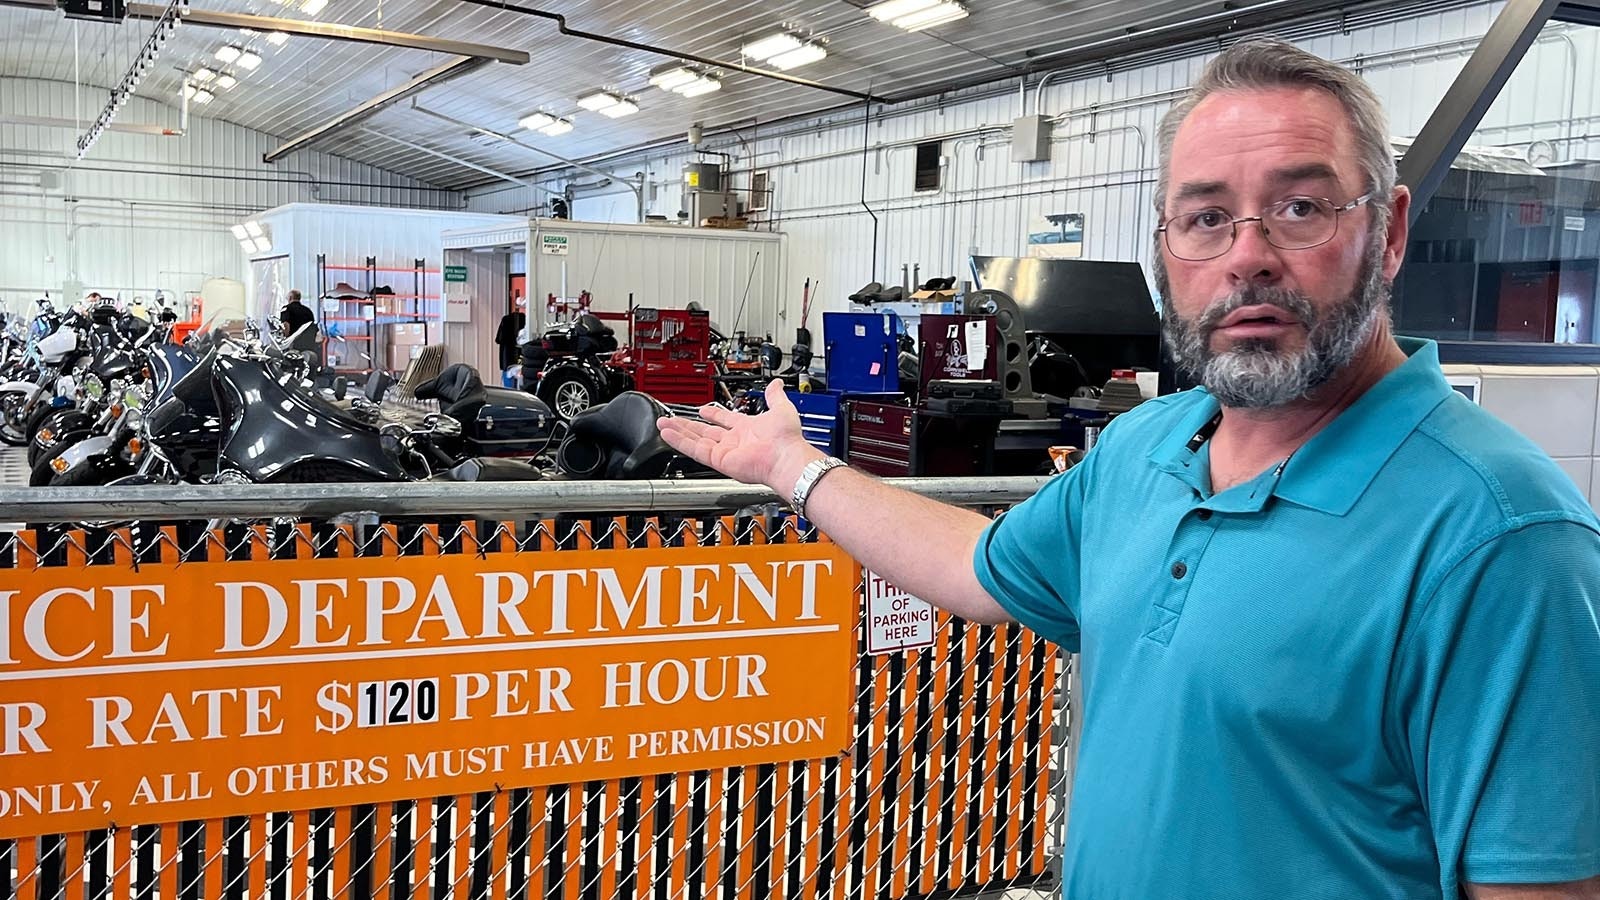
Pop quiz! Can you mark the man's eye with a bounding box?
[1188,211,1228,230]
[1281,199,1321,219]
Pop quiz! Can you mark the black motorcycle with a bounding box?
[521,314,632,421]
[412,363,557,458]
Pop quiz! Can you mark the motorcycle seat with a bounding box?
[573,314,614,339]
[435,457,543,482]
[414,364,487,409]
[557,391,675,480]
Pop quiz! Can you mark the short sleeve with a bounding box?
[1396,518,1600,887]
[971,447,1094,650]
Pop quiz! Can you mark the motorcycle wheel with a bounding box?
[538,369,599,421]
[0,389,31,446]
[21,402,62,446]
[47,458,130,488]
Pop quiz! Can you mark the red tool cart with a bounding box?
[622,307,717,406]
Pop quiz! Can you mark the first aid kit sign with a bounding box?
[864,570,935,654]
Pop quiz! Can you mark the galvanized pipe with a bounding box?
[0,477,1049,523]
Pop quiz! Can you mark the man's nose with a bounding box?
[1224,219,1284,287]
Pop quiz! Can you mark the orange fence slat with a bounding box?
[61,832,84,900]
[702,770,725,900]
[112,825,133,900]
[411,799,433,900]
[158,824,179,900]
[489,792,511,900]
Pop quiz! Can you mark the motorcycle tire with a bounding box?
[46,457,130,488]
[538,369,600,421]
[0,389,31,446]
[22,401,62,446]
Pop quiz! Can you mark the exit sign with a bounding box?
[444,265,468,283]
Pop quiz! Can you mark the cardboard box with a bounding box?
[389,323,429,345]
[911,288,958,303]
[387,343,427,363]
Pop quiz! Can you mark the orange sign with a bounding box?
[0,540,857,838]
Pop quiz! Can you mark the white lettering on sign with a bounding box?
[863,571,935,654]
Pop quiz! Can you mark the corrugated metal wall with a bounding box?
[464,0,1594,324]
[0,77,463,315]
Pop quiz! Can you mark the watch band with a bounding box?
[791,456,847,519]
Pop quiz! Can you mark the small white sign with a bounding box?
[444,287,471,323]
[864,570,936,654]
[541,233,570,255]
[964,319,988,372]
[1565,215,1587,233]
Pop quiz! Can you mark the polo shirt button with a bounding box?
[1197,509,1213,521]
[1171,561,1188,580]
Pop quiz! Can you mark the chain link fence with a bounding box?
[0,479,1068,900]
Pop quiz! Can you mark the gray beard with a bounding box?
[1156,235,1391,410]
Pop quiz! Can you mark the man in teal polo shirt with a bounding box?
[659,39,1600,899]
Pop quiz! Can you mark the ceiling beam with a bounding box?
[0,0,528,63]
[263,55,485,162]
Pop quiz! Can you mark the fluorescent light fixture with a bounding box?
[193,88,215,104]
[252,237,272,253]
[236,50,262,70]
[742,32,801,61]
[892,2,968,29]
[238,239,255,254]
[230,224,249,239]
[192,66,216,82]
[214,72,238,89]
[214,44,242,63]
[649,65,697,91]
[598,98,638,118]
[300,0,327,14]
[768,42,827,70]
[868,0,938,20]
[265,31,289,46]
[182,84,196,99]
[518,111,555,131]
[243,220,264,237]
[576,91,619,112]
[678,76,722,98]
[538,118,573,136]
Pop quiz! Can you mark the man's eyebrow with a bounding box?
[1172,180,1227,203]
[1267,162,1340,186]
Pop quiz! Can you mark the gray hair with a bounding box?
[1155,38,1396,225]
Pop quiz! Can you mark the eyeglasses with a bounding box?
[1156,192,1376,261]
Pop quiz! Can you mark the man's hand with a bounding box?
[657,379,823,493]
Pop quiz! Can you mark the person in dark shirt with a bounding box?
[280,289,316,338]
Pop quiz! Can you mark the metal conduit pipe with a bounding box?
[408,104,645,220]
[454,0,877,102]
[359,129,555,199]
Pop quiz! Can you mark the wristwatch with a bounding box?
[791,456,847,519]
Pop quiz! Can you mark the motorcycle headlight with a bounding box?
[82,374,105,401]
[123,386,144,410]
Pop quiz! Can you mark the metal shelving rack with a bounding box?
[317,255,440,374]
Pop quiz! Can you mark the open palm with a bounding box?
[657,379,815,488]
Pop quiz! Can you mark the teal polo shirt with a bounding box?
[975,338,1600,899]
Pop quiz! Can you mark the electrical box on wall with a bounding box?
[1012,115,1052,163]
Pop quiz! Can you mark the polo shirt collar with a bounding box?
[1149,338,1452,516]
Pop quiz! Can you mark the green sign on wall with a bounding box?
[444,265,468,283]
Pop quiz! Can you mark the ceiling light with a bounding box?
[239,239,255,254]
[678,76,722,98]
[236,50,262,70]
[649,65,697,91]
[214,73,238,89]
[538,118,573,136]
[243,220,263,237]
[518,111,555,131]
[598,98,638,118]
[892,2,968,29]
[252,237,272,253]
[868,0,937,20]
[742,32,802,61]
[768,42,827,70]
[230,224,249,239]
[192,66,216,82]
[576,91,620,112]
[214,45,242,63]
[193,88,215,104]
[300,0,327,13]
[266,31,289,46]
[182,84,196,99]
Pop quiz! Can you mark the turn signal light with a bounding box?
[37,428,54,443]
[127,438,143,457]
[50,457,69,474]
[110,404,125,417]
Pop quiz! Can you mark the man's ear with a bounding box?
[1383,185,1412,281]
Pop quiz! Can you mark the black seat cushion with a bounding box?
[415,363,486,408]
[437,457,543,482]
[557,391,674,479]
